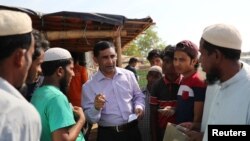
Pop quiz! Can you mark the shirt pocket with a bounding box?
[115,80,133,100]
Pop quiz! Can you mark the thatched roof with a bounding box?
[0,5,154,52]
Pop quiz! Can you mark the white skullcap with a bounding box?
[202,24,242,50]
[44,47,72,62]
[0,10,32,36]
[148,66,162,74]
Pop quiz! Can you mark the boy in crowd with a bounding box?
[147,49,163,67]
[22,30,50,101]
[125,57,139,81]
[173,40,206,130]
[139,66,162,141]
[150,46,181,141]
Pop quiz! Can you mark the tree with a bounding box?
[122,43,141,57]
[123,26,166,57]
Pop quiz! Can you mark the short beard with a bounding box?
[205,67,220,85]
[59,75,68,95]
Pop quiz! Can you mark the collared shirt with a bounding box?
[203,62,250,141]
[82,67,145,126]
[176,72,206,123]
[0,77,41,141]
[150,76,181,128]
[125,65,138,80]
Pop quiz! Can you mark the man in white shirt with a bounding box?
[185,24,250,141]
[0,10,41,141]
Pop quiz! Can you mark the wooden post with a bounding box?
[115,28,122,67]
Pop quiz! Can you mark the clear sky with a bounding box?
[1,0,250,52]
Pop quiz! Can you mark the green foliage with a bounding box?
[122,43,142,57]
[123,26,166,57]
[137,69,148,89]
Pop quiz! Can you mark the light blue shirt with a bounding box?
[203,62,250,141]
[82,67,145,126]
[201,83,220,132]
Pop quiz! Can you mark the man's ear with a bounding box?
[13,49,26,67]
[214,49,223,62]
[56,66,64,77]
[191,58,198,66]
[93,56,98,64]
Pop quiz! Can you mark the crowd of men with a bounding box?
[1,8,250,141]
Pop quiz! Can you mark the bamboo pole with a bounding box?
[45,30,127,40]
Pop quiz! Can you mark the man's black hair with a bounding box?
[201,38,241,60]
[128,57,138,64]
[147,49,162,61]
[161,45,175,60]
[93,41,115,57]
[0,33,32,60]
[41,59,72,76]
[32,30,50,60]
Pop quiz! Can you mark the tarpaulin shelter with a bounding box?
[0,5,154,66]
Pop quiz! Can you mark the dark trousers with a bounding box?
[157,127,166,141]
[97,124,142,141]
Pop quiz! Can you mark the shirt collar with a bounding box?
[181,71,197,83]
[0,77,26,100]
[220,62,248,89]
[96,67,122,81]
[163,75,182,85]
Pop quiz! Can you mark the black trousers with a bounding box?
[97,125,142,141]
